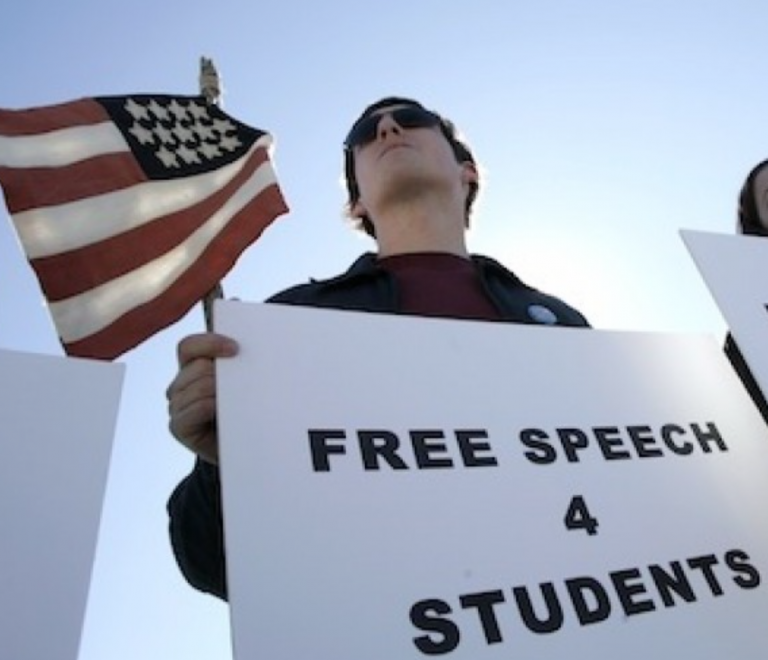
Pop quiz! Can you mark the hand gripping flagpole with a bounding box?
[199,56,224,331]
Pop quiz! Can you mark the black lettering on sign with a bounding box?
[627,425,664,458]
[512,583,563,633]
[359,430,410,470]
[308,429,347,471]
[307,428,498,472]
[726,549,762,589]
[610,568,656,615]
[459,590,506,645]
[593,426,630,460]
[456,430,498,467]
[565,576,611,625]
[558,428,589,462]
[519,422,728,464]
[409,548,762,654]
[687,554,724,596]
[691,422,728,453]
[660,424,692,454]
[411,430,453,469]
[410,599,460,655]
[519,428,557,464]
[648,561,696,606]
[564,495,599,536]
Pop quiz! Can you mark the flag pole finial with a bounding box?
[199,56,224,330]
[199,56,222,106]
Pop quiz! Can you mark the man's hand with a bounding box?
[166,332,238,464]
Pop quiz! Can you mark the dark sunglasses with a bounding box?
[344,106,441,149]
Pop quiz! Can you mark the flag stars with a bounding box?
[167,99,189,122]
[188,102,208,121]
[154,125,176,145]
[199,142,222,159]
[172,124,195,143]
[155,146,180,168]
[147,99,170,121]
[219,135,242,152]
[176,144,201,165]
[119,96,250,172]
[212,118,235,135]
[193,123,217,142]
[129,123,156,146]
[124,98,150,121]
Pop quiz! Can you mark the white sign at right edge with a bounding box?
[682,229,768,401]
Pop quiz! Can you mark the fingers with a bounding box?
[167,359,215,420]
[167,332,239,464]
[167,334,234,406]
[176,332,238,368]
[169,392,219,465]
[168,354,215,400]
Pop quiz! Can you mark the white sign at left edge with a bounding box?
[0,349,125,660]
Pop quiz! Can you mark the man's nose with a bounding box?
[376,114,402,140]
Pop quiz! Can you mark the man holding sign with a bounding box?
[165,96,590,599]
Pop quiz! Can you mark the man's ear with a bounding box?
[461,161,479,185]
[349,199,368,218]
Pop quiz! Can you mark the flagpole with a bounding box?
[198,56,224,331]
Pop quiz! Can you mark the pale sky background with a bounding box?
[1,2,767,658]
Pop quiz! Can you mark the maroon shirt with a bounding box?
[377,252,501,321]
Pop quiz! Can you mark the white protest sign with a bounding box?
[0,349,124,660]
[682,229,768,400]
[216,301,768,660]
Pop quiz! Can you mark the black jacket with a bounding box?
[269,253,589,324]
[167,252,589,600]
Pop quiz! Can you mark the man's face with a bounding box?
[348,105,473,222]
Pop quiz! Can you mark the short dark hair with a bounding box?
[343,96,479,237]
[738,159,768,235]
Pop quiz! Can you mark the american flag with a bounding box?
[0,94,288,360]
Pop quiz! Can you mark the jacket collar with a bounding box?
[330,251,525,287]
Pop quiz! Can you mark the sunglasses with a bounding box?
[344,106,441,149]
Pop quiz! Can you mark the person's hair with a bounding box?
[343,96,479,238]
[738,159,768,235]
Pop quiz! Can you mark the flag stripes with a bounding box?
[35,147,274,302]
[15,139,270,260]
[0,123,127,170]
[62,184,285,359]
[0,151,144,215]
[0,98,108,136]
[51,179,285,350]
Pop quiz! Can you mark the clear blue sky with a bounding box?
[1,1,767,658]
